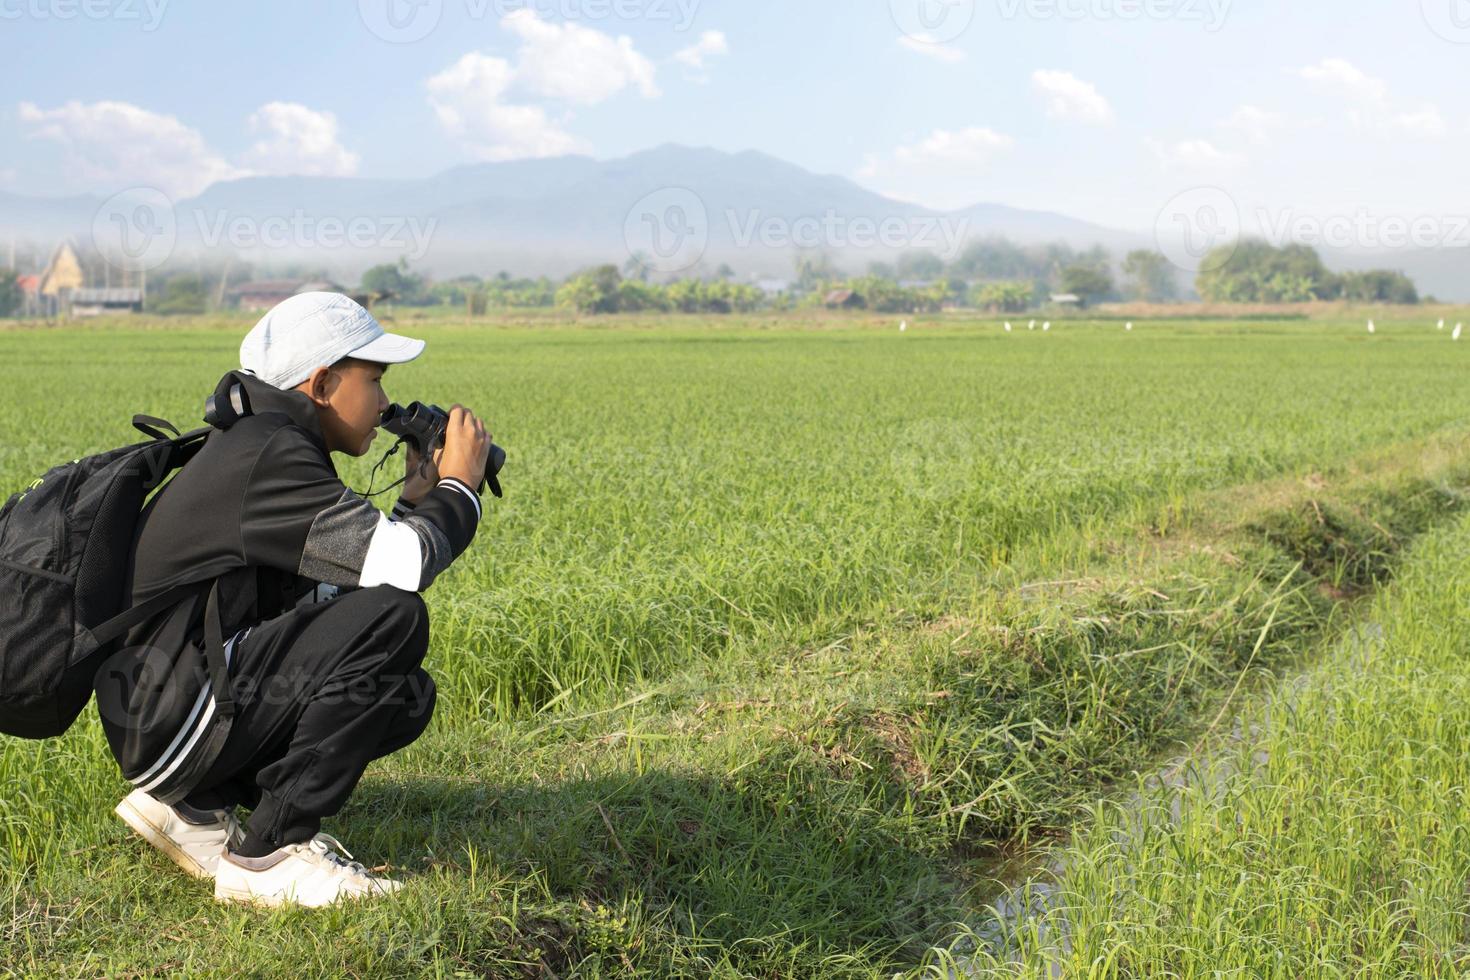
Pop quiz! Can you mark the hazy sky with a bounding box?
[3,0,1467,235]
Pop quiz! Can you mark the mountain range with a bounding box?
[3,144,1465,299]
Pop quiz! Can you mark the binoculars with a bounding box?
[381,402,506,499]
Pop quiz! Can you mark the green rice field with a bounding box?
[2,311,1469,977]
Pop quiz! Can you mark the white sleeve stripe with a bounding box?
[359,511,426,591]
[438,478,482,521]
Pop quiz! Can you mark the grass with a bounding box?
[2,311,1470,976]
[946,508,1470,978]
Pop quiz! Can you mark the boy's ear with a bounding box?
[297,366,335,405]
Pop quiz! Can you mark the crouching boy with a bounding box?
[97,292,493,907]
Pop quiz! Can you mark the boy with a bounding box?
[96,291,493,907]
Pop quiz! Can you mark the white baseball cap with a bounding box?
[239,291,426,390]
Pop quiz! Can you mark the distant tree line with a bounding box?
[808,238,1419,312]
[1196,241,1418,303]
[555,266,765,314]
[862,239,1136,309]
[351,240,1418,314]
[0,271,21,316]
[0,236,1424,320]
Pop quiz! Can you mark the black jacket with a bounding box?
[97,370,481,804]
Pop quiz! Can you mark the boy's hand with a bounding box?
[438,405,493,492]
[401,442,444,505]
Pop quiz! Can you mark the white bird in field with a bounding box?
[1438,318,1446,330]
[900,320,907,332]
[1367,319,1376,334]
[1004,321,1012,331]
[1004,321,1013,332]
[1042,321,1051,331]
[1456,324,1464,341]
[1126,322,1134,331]
[1029,320,1036,330]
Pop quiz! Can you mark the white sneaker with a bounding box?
[213,832,403,908]
[115,789,244,880]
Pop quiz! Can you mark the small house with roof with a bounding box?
[71,287,144,317]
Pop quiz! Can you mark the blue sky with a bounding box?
[3,0,1467,233]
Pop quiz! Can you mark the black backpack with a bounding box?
[0,414,233,739]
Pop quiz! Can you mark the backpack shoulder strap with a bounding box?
[82,580,212,653]
[200,578,235,719]
[80,578,237,719]
[133,415,181,441]
[133,415,213,444]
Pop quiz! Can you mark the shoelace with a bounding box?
[303,833,374,878]
[178,802,243,846]
[223,811,244,847]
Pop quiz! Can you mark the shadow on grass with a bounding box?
[340,762,966,974]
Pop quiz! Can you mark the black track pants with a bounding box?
[180,585,436,846]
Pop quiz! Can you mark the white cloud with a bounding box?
[503,9,658,105]
[426,51,588,161]
[1296,58,1388,108]
[18,99,247,199]
[1031,70,1114,125]
[675,30,730,79]
[243,102,359,178]
[1394,105,1447,138]
[426,11,660,160]
[1220,105,1287,145]
[1149,137,1244,172]
[896,34,966,64]
[890,127,1013,171]
[1294,58,1447,139]
[857,127,1014,208]
[17,99,369,197]
[859,126,1013,184]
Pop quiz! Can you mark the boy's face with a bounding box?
[295,358,391,457]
